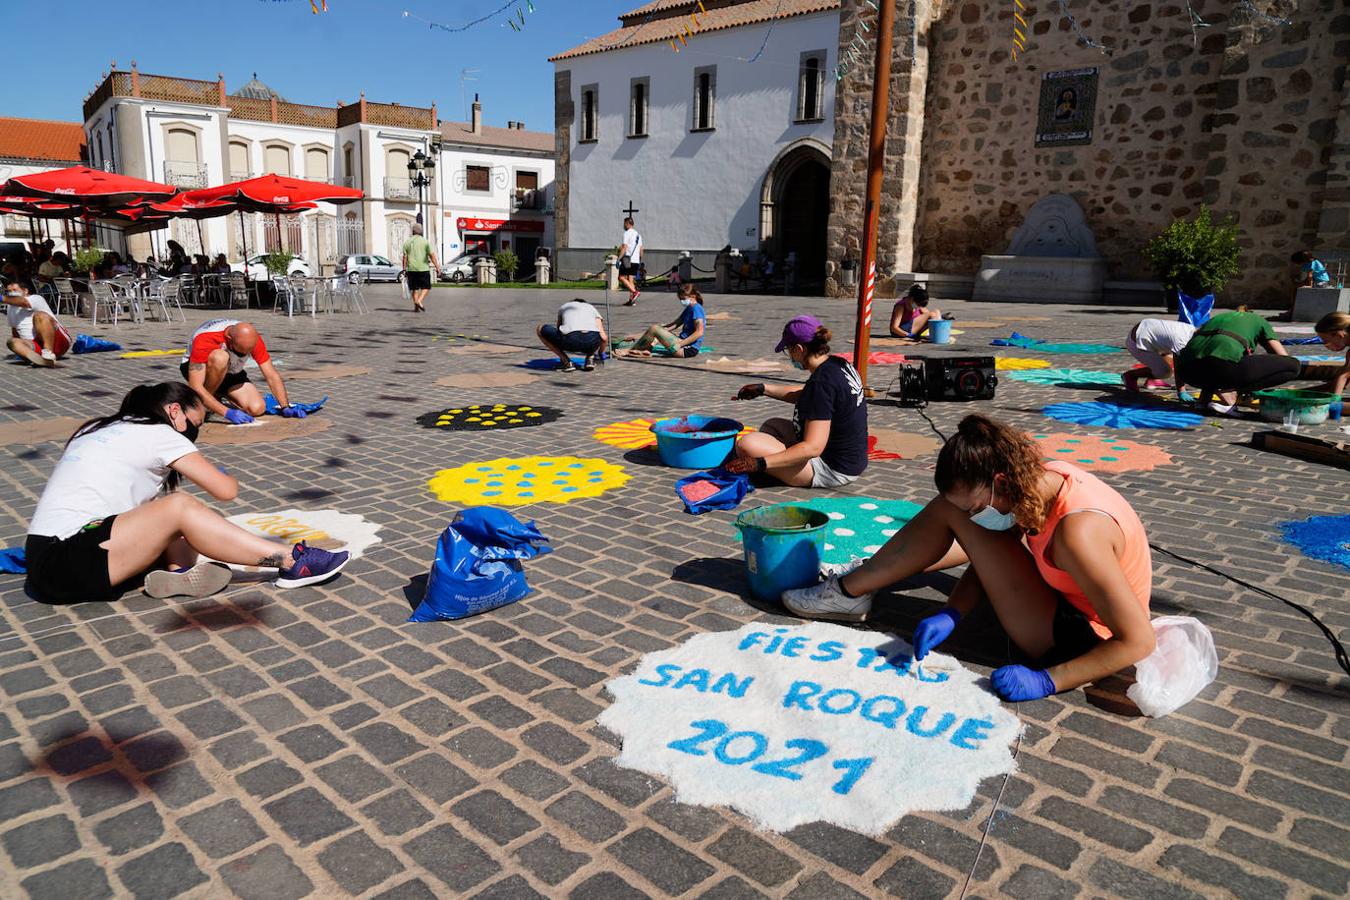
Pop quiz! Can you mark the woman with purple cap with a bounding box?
[725,315,868,487]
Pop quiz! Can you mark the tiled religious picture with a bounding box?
[1036,67,1098,147]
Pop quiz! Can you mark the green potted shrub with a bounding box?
[1144,205,1241,316]
[72,247,105,275]
[494,248,519,282]
[262,249,293,279]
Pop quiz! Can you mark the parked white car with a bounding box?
[337,254,403,284]
[231,254,310,280]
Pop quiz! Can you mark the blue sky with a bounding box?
[5,0,629,131]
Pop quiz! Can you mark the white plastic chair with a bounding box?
[52,278,81,317]
[89,281,135,326]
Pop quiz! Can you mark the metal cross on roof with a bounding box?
[623,200,639,219]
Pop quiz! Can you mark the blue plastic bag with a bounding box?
[408,507,552,622]
[0,547,26,574]
[674,468,754,515]
[264,394,328,415]
[71,334,122,354]
[1176,290,1214,327]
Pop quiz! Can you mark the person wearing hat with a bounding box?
[725,315,868,488]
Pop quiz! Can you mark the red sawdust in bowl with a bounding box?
[679,480,723,504]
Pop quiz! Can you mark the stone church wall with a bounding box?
[827,0,1347,305]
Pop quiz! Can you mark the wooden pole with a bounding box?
[851,0,897,393]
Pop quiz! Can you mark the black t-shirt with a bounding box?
[793,356,869,476]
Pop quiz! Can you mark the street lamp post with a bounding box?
[407,148,436,228]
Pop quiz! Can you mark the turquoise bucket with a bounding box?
[928,318,953,344]
[734,505,830,601]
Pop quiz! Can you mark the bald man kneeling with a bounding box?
[179,319,303,425]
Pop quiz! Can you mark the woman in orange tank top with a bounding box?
[782,414,1156,702]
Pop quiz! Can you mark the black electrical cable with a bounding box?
[1148,544,1350,677]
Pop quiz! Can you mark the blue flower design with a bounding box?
[1042,401,1202,430]
[1280,515,1350,572]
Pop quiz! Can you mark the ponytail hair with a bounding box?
[935,414,1049,531]
[806,325,832,356]
[678,283,704,305]
[69,383,203,491]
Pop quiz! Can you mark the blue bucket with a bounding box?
[734,505,830,601]
[928,318,953,344]
[650,415,743,469]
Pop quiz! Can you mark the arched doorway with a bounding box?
[759,140,831,289]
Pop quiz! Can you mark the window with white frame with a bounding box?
[629,77,649,138]
[580,84,598,142]
[797,51,826,122]
[692,66,716,131]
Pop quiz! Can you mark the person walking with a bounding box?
[402,224,438,313]
[619,216,643,306]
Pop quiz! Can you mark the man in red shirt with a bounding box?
[179,319,299,424]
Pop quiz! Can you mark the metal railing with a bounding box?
[384,177,417,201]
[338,176,357,188]
[164,160,209,188]
[304,174,334,184]
[229,171,254,182]
[514,189,542,211]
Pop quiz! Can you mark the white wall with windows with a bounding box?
[557,10,837,251]
[437,143,555,264]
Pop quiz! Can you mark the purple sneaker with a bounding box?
[275,541,350,589]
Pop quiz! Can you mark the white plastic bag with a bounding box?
[1126,616,1218,717]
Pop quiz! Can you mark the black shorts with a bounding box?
[25,516,119,604]
[619,262,640,277]
[540,325,602,354]
[406,270,431,291]
[180,362,250,393]
[1041,596,1104,666]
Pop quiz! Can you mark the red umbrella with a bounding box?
[140,196,317,259]
[183,173,361,209]
[2,166,178,207]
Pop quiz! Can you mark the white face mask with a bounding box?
[970,480,1016,531]
[680,298,694,307]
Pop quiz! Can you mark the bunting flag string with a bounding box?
[835,0,878,81]
[1011,0,1027,60]
[1054,0,1111,54]
[402,0,537,35]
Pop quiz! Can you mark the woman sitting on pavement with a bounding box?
[889,283,942,340]
[1174,309,1300,414]
[615,284,706,358]
[25,383,349,605]
[1312,311,1349,397]
[782,414,1156,702]
[725,315,868,488]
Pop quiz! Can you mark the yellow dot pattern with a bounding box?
[417,404,558,430]
[592,417,756,451]
[995,356,1052,371]
[428,456,630,507]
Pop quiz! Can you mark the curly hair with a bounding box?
[934,414,1050,531]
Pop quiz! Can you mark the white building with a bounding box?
[0,117,87,255]
[73,67,552,272]
[551,0,838,282]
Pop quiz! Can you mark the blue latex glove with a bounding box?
[281,405,307,419]
[991,665,1057,702]
[224,408,254,425]
[912,608,961,660]
[1177,391,1196,404]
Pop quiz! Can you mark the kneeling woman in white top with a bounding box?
[25,383,349,604]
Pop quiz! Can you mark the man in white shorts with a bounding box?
[1124,318,1195,399]
[5,278,71,367]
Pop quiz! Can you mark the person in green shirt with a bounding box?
[1175,310,1301,413]
[401,224,438,313]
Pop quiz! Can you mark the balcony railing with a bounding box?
[303,174,334,184]
[164,160,209,188]
[338,176,357,188]
[514,189,542,211]
[384,177,419,201]
[229,170,253,182]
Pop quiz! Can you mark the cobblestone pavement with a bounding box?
[1,285,1346,899]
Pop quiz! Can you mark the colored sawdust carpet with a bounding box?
[118,348,185,359]
[0,416,85,446]
[1042,401,1202,430]
[1033,433,1174,472]
[701,356,788,374]
[428,456,630,506]
[594,417,753,451]
[835,351,909,365]
[868,429,942,459]
[197,417,332,445]
[1280,514,1350,572]
[286,364,371,380]
[435,371,537,388]
[523,357,590,370]
[1296,355,1342,362]
[1006,367,1123,387]
[995,357,1052,371]
[446,342,523,356]
[991,334,1121,354]
[759,497,923,564]
[417,404,561,430]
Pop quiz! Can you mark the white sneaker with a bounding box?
[1206,400,1237,416]
[782,574,874,622]
[40,349,56,363]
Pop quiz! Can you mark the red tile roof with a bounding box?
[0,117,86,163]
[439,121,554,154]
[551,0,840,62]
